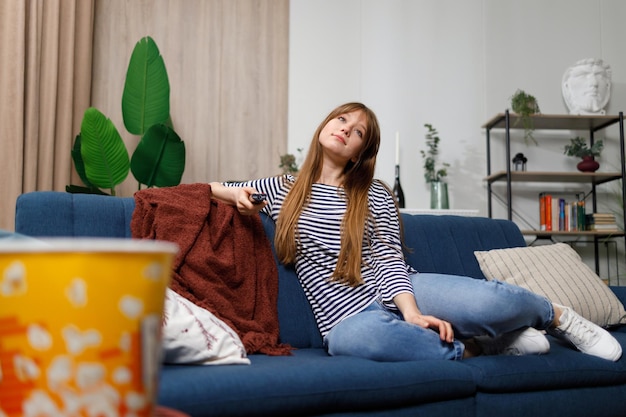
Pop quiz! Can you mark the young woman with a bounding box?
[210,102,621,362]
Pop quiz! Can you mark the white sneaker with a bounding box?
[477,327,550,356]
[547,304,622,362]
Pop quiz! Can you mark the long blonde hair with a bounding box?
[274,102,381,287]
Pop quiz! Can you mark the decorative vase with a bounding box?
[577,156,600,173]
[430,181,449,209]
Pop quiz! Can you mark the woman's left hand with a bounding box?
[394,292,455,343]
[404,313,455,344]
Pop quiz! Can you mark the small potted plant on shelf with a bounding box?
[510,89,540,146]
[564,136,604,172]
[421,124,450,209]
[279,148,303,174]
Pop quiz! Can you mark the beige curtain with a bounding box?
[0,0,94,231]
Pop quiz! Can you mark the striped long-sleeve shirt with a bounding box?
[225,175,415,337]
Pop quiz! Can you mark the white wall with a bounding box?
[288,0,626,279]
[288,0,626,218]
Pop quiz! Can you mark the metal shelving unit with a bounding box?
[483,111,625,275]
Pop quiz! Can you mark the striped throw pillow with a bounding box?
[475,243,626,327]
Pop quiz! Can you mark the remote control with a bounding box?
[251,193,267,204]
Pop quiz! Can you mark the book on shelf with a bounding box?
[539,192,585,232]
[585,213,620,232]
[586,213,616,222]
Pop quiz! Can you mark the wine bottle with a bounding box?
[392,164,405,208]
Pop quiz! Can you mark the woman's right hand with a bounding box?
[234,186,267,215]
[209,182,266,215]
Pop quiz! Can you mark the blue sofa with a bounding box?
[14,191,626,417]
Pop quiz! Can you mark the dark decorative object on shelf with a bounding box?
[577,156,600,173]
[392,165,405,208]
[512,153,527,171]
[564,136,603,172]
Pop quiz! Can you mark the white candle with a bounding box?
[395,132,400,166]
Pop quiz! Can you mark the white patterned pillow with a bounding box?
[474,243,626,328]
[162,289,250,365]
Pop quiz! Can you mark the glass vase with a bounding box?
[430,181,449,209]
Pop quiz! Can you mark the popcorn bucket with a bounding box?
[0,239,178,417]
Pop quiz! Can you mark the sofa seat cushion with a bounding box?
[157,348,476,417]
[475,384,626,417]
[465,332,626,393]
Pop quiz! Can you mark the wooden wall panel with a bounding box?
[91,0,289,195]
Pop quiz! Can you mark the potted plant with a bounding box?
[564,136,603,172]
[279,148,303,174]
[421,124,450,209]
[67,36,186,195]
[510,89,540,145]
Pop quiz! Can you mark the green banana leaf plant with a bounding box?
[67,36,185,195]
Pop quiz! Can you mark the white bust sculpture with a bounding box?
[561,58,612,115]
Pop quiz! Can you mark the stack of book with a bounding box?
[585,213,620,232]
[539,192,585,231]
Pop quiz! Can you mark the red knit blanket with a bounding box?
[131,183,291,355]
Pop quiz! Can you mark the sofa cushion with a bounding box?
[158,348,477,417]
[401,214,526,279]
[465,332,626,393]
[475,384,626,417]
[474,243,626,327]
[162,289,250,365]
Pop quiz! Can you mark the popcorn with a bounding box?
[1,260,27,296]
[63,325,102,355]
[22,390,60,417]
[119,295,144,320]
[58,389,81,416]
[27,323,52,351]
[113,365,132,385]
[143,261,164,281]
[75,362,106,390]
[126,391,147,412]
[14,354,40,381]
[81,384,120,417]
[66,278,88,307]
[47,355,74,390]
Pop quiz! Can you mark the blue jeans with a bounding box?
[324,273,555,361]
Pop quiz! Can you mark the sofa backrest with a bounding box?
[259,214,324,348]
[14,192,527,350]
[400,213,526,280]
[16,192,135,238]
